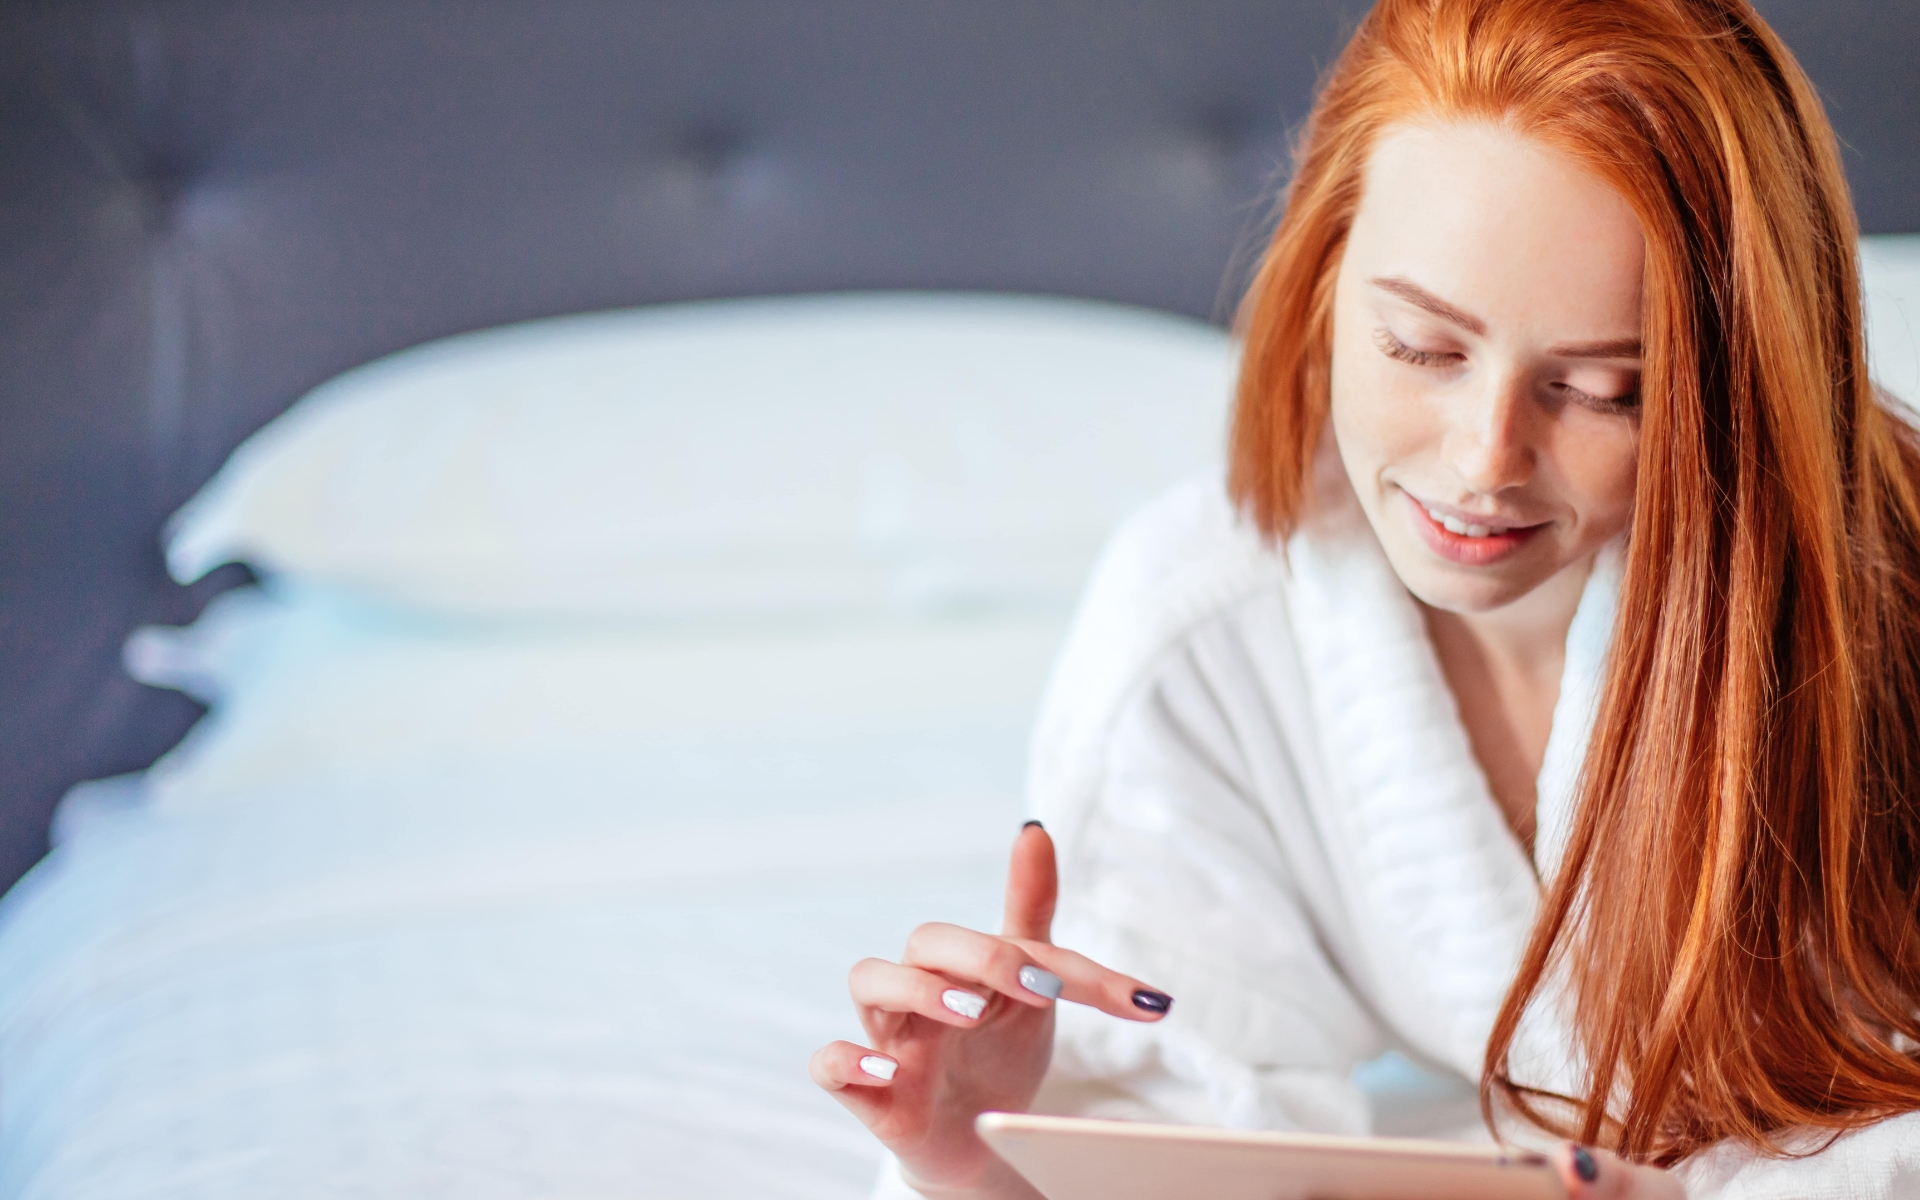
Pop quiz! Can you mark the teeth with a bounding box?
[1427,506,1503,538]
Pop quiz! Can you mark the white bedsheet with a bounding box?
[0,612,1059,1199]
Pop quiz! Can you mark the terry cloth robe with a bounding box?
[875,477,1920,1200]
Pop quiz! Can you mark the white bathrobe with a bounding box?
[877,477,1920,1199]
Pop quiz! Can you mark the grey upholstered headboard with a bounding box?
[0,0,1914,892]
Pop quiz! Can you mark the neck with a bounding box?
[1419,556,1596,858]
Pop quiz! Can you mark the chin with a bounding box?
[1389,551,1547,615]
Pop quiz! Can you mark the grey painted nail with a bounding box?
[1018,964,1064,1000]
[859,1055,898,1081]
[1022,819,1044,830]
[942,989,987,1020]
[1131,988,1173,1015]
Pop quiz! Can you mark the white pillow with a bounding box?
[167,293,1234,617]
[122,582,1069,810]
[1863,234,1920,407]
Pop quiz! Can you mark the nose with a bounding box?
[1443,367,1536,495]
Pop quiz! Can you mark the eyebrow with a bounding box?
[1370,276,1485,336]
[1545,336,1643,360]
[1368,276,1642,361]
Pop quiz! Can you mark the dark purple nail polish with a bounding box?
[1571,1145,1599,1184]
[1131,989,1173,1015]
[1022,819,1045,830]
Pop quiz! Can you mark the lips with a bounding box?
[1401,489,1545,566]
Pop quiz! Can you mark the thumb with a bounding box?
[1001,820,1058,943]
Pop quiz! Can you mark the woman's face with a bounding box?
[1328,121,1644,617]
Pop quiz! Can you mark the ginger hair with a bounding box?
[1230,0,1920,1163]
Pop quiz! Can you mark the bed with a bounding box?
[0,3,1914,1198]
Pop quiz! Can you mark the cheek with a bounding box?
[1329,333,1436,473]
[1552,418,1639,533]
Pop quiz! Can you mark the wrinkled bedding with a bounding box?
[0,604,1054,1199]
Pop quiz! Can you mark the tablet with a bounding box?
[976,1112,1569,1200]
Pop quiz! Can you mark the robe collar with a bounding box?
[1282,483,1619,1075]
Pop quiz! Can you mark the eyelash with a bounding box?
[1373,327,1458,368]
[1563,383,1641,414]
[1371,327,1640,414]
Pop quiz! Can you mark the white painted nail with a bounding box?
[859,1055,898,1081]
[1018,964,1064,1000]
[942,989,987,1020]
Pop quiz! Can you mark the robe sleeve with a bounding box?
[1014,481,1390,1132]
[869,621,1392,1200]
[870,481,1390,1199]
[1672,1114,1920,1199]
[1028,620,1388,1134]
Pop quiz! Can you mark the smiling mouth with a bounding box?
[1401,490,1547,565]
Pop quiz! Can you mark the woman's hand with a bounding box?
[808,821,1174,1198]
[1556,1144,1688,1200]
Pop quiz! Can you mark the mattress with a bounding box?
[0,604,1064,1199]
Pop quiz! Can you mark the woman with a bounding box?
[809,0,1920,1195]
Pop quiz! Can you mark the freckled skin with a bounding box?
[1328,121,1644,624]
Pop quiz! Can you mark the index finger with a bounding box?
[1001,820,1057,943]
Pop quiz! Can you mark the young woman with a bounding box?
[809,1,1920,1196]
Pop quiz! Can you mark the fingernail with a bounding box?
[859,1055,898,1081]
[1022,819,1045,830]
[1131,989,1173,1015]
[1571,1145,1599,1184]
[942,989,987,1020]
[1018,964,1064,1000]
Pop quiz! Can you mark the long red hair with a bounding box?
[1229,0,1920,1165]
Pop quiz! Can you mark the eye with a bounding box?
[1373,327,1461,369]
[1553,380,1640,415]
